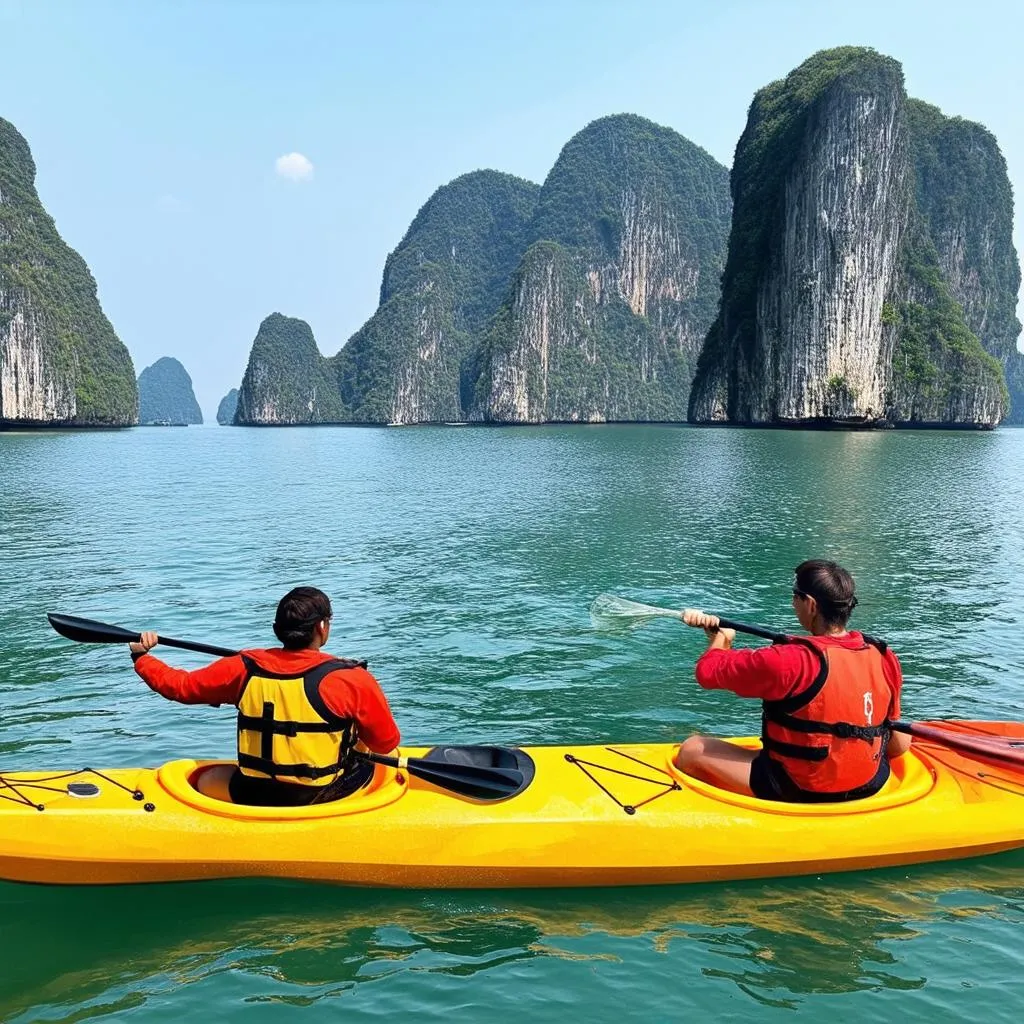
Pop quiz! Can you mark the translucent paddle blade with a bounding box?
[589,593,680,630]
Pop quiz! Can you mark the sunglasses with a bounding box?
[792,588,809,600]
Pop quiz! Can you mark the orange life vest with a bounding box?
[761,635,895,795]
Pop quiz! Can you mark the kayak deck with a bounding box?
[1,726,1023,887]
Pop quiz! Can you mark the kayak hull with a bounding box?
[2,723,1023,887]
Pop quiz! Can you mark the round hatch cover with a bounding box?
[67,782,101,798]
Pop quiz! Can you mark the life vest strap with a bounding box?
[764,708,891,743]
[761,636,829,714]
[239,654,368,681]
[237,752,348,781]
[236,714,341,737]
[762,736,829,762]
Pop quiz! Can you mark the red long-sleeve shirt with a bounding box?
[695,631,902,715]
[133,647,401,754]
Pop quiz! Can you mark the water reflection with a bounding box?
[2,852,1022,1021]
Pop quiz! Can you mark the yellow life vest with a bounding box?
[236,655,365,787]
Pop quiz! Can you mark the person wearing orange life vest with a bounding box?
[674,560,912,803]
[129,586,400,807]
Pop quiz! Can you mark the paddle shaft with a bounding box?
[357,750,525,796]
[713,618,788,644]
[148,635,237,658]
[891,720,1024,768]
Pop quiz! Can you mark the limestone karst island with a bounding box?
[1,47,1021,431]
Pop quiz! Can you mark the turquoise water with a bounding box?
[1,425,1023,1021]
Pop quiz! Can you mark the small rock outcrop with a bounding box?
[235,313,342,425]
[0,117,136,426]
[688,47,1011,428]
[137,357,202,425]
[216,387,238,425]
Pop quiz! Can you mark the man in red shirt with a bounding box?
[674,560,911,802]
[129,586,400,806]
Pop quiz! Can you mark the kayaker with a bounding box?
[128,586,400,807]
[674,559,912,802]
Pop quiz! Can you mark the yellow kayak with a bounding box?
[1,721,1023,887]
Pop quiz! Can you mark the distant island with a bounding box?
[137,357,202,425]
[217,388,238,425]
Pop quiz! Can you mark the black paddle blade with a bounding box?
[361,751,525,800]
[405,759,525,800]
[48,613,238,658]
[48,613,139,645]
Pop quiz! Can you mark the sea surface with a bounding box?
[1,424,1022,1022]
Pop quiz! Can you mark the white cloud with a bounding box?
[275,152,314,182]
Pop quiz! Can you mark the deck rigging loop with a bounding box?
[0,767,148,812]
[565,747,681,814]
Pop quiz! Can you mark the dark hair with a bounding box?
[273,587,332,650]
[793,560,858,628]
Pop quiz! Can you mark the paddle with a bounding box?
[47,612,525,800]
[890,720,1024,769]
[360,752,525,800]
[589,593,787,643]
[48,613,237,658]
[591,595,1024,773]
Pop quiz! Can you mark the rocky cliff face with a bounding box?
[689,48,1008,428]
[336,171,540,423]
[473,115,731,423]
[907,100,1022,423]
[137,356,202,425]
[0,117,136,426]
[216,387,238,425]
[235,314,342,425]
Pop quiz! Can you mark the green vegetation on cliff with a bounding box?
[378,170,540,338]
[528,113,730,337]
[907,99,1022,421]
[691,46,1014,427]
[0,117,136,424]
[137,357,203,425]
[236,314,343,424]
[336,170,540,422]
[887,228,1007,414]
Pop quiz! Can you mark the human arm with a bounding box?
[129,632,247,705]
[321,668,401,753]
[680,611,814,701]
[887,730,912,759]
[882,649,910,758]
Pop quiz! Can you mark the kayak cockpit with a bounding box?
[158,758,408,820]
[665,741,936,815]
[157,745,536,819]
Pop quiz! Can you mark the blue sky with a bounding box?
[1,0,1021,419]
